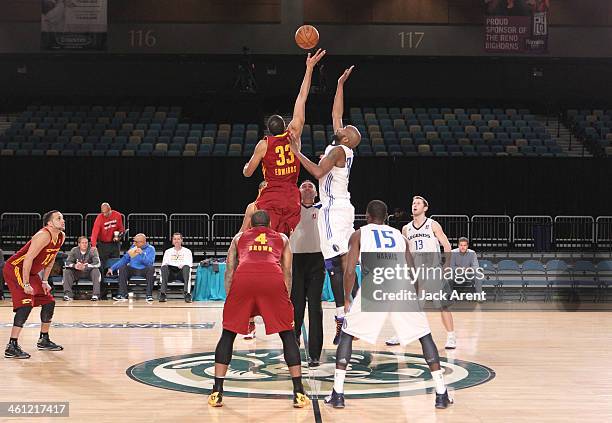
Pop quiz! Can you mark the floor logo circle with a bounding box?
[127,349,494,399]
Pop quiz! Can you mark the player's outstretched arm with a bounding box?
[288,132,345,179]
[280,234,293,293]
[243,139,268,177]
[332,66,354,133]
[239,202,256,233]
[224,235,240,294]
[343,230,361,312]
[287,49,326,139]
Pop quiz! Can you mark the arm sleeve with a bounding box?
[90,249,101,268]
[471,252,479,268]
[161,249,170,266]
[90,215,101,247]
[111,253,130,272]
[65,248,76,267]
[185,249,193,267]
[116,212,125,233]
[143,247,155,266]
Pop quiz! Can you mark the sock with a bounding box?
[431,369,446,394]
[335,307,345,318]
[213,377,224,393]
[334,369,346,394]
[447,331,455,338]
[292,376,304,394]
[40,332,49,341]
[9,338,18,346]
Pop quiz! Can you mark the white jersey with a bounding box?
[318,144,354,204]
[404,218,440,253]
[359,224,406,257]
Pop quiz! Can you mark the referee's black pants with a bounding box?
[291,252,325,361]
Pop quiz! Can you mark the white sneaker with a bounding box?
[63,295,73,301]
[385,336,400,346]
[243,321,256,340]
[445,334,457,350]
[91,295,99,302]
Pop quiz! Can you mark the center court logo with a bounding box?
[127,349,494,399]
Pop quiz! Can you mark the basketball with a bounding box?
[295,25,319,50]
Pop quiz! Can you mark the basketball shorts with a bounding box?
[342,288,431,346]
[255,185,300,236]
[222,266,295,335]
[3,265,55,312]
[318,201,354,260]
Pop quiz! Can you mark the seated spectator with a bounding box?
[0,248,4,300]
[450,237,482,295]
[107,233,156,303]
[160,232,193,303]
[63,236,102,301]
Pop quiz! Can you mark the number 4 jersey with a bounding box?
[255,132,301,235]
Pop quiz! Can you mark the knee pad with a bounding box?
[325,256,343,276]
[279,330,301,367]
[419,334,440,366]
[335,331,354,369]
[215,329,237,365]
[40,302,55,323]
[14,306,33,327]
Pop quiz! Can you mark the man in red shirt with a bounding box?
[242,49,326,236]
[90,202,124,272]
[208,210,310,409]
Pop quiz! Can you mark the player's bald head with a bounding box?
[336,125,361,148]
[251,210,270,227]
[267,115,286,136]
[366,200,388,224]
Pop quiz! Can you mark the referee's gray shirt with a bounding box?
[290,205,321,253]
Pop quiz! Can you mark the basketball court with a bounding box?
[2,301,610,422]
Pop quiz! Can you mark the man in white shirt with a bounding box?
[160,233,193,303]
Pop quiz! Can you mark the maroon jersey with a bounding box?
[8,227,65,275]
[261,132,300,187]
[236,226,285,270]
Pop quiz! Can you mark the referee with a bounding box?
[290,180,325,367]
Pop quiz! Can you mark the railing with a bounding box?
[512,216,553,250]
[431,215,470,245]
[169,214,210,248]
[211,214,244,252]
[471,215,512,249]
[0,213,41,251]
[596,216,612,250]
[126,214,168,249]
[553,216,594,249]
[62,213,84,248]
[2,212,611,253]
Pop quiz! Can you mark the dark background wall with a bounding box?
[1,157,610,216]
[3,55,612,111]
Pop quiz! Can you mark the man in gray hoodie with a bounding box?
[63,236,101,301]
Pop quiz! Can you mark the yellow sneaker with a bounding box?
[208,391,223,407]
[293,392,311,408]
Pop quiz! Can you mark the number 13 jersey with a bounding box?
[404,218,440,253]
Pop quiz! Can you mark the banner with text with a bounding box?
[41,0,107,50]
[484,0,549,54]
